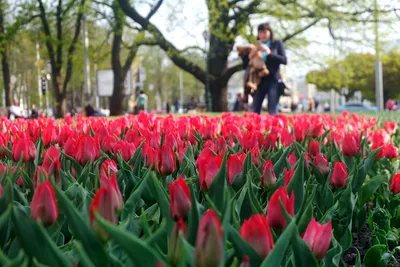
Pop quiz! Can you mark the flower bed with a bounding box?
[0,112,399,266]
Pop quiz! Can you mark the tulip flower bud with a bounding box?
[158,144,176,176]
[30,181,58,227]
[267,187,295,229]
[288,153,297,169]
[89,186,118,240]
[303,218,332,261]
[240,214,274,258]
[227,153,246,184]
[261,160,276,188]
[308,141,320,158]
[169,177,191,221]
[12,137,36,162]
[342,133,360,157]
[284,168,294,187]
[195,210,223,267]
[330,162,348,188]
[390,174,400,194]
[168,220,186,265]
[314,153,330,175]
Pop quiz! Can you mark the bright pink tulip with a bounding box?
[195,210,223,267]
[267,186,295,229]
[284,168,294,187]
[314,153,329,175]
[227,153,246,184]
[261,160,276,188]
[288,153,297,168]
[169,177,191,220]
[342,132,360,157]
[158,144,176,176]
[196,149,223,191]
[12,137,36,162]
[390,174,400,194]
[30,181,58,227]
[240,214,274,258]
[330,162,348,188]
[303,218,332,261]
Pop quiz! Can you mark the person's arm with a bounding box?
[267,40,287,65]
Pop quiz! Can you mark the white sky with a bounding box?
[134,0,400,82]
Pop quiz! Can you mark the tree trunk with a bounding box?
[210,83,228,112]
[0,1,11,107]
[52,72,66,118]
[110,74,125,115]
[1,49,11,106]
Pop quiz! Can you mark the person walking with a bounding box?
[135,90,148,113]
[241,23,287,115]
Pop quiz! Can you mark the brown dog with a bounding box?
[237,44,269,98]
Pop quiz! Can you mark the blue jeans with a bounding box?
[251,78,280,115]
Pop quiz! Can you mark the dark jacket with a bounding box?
[241,40,287,81]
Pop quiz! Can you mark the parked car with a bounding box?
[336,103,378,112]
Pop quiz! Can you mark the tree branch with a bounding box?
[146,0,163,20]
[62,0,79,17]
[118,0,206,83]
[282,18,320,42]
[56,0,63,68]
[179,46,206,54]
[62,0,85,95]
[220,63,243,84]
[37,0,56,71]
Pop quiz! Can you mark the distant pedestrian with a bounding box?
[135,90,148,113]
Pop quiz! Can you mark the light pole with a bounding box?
[82,14,91,103]
[202,30,211,111]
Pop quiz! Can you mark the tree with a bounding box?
[93,0,158,115]
[0,0,37,107]
[306,52,400,102]
[36,0,86,118]
[117,0,399,112]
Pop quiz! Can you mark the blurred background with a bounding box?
[0,0,399,118]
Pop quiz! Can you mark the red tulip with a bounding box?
[42,125,58,147]
[113,140,136,162]
[158,144,176,176]
[240,214,274,258]
[0,163,9,178]
[384,121,398,135]
[89,186,118,240]
[304,154,311,169]
[42,146,61,180]
[227,153,246,184]
[267,186,295,229]
[390,174,400,194]
[310,123,324,139]
[168,220,187,265]
[12,137,36,162]
[178,142,189,165]
[288,153,297,168]
[382,144,399,159]
[169,177,191,220]
[33,166,48,188]
[240,131,258,151]
[75,136,100,165]
[100,159,118,177]
[284,168,294,187]
[302,218,332,261]
[261,160,276,188]
[101,135,117,154]
[196,149,223,191]
[330,162,348,188]
[64,137,76,157]
[0,132,8,157]
[308,141,320,158]
[342,133,360,157]
[314,153,329,175]
[261,133,277,151]
[0,184,3,197]
[195,209,223,267]
[250,146,261,167]
[99,173,123,211]
[30,181,58,227]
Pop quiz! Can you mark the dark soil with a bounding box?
[341,225,371,267]
[341,225,400,267]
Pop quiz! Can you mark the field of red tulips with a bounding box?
[0,112,399,266]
